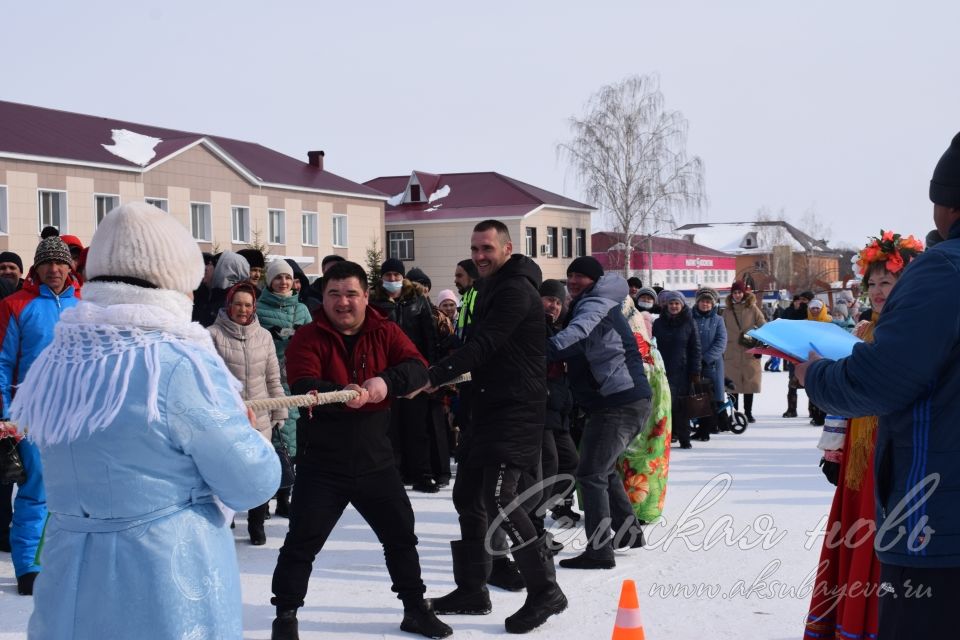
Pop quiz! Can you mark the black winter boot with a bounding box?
[400,599,453,638]
[505,536,567,633]
[429,540,492,615]
[782,390,798,418]
[488,555,525,591]
[411,475,440,493]
[271,609,299,640]
[248,503,268,546]
[275,488,291,518]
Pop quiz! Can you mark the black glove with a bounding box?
[819,457,840,486]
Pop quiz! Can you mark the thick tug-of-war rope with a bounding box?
[244,372,472,413]
[0,374,473,433]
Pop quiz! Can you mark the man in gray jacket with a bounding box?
[547,257,652,569]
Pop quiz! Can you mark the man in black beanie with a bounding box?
[797,131,960,640]
[0,252,24,292]
[237,249,265,289]
[547,255,651,569]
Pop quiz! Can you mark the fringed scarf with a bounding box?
[844,321,877,491]
[11,281,239,447]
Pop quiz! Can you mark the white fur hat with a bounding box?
[85,201,204,295]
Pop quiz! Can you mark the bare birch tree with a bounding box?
[559,74,706,278]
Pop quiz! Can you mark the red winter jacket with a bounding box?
[286,304,428,475]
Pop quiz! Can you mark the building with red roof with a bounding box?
[592,231,738,295]
[364,171,594,296]
[0,100,386,275]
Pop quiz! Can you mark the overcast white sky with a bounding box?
[4,0,954,247]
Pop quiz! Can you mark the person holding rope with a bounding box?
[269,260,451,640]
[424,219,567,634]
[9,202,281,638]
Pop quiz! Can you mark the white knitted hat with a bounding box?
[265,258,294,286]
[85,201,204,295]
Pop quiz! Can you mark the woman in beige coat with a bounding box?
[722,281,766,423]
[208,282,287,545]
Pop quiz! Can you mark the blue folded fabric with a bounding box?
[746,319,863,362]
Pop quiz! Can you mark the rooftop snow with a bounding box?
[428,184,451,203]
[101,129,162,166]
[678,222,808,254]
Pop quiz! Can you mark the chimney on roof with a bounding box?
[307,150,325,170]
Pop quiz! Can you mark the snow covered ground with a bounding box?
[0,370,836,639]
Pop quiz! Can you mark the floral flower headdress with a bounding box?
[856,230,924,283]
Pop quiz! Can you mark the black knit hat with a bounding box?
[380,258,406,277]
[237,249,265,269]
[930,132,960,207]
[407,267,431,289]
[539,279,566,300]
[0,251,23,272]
[566,256,603,282]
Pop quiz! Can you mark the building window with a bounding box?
[268,209,286,245]
[144,197,168,212]
[525,227,537,257]
[301,212,318,246]
[409,184,421,202]
[545,227,558,257]
[232,206,250,243]
[561,227,572,258]
[575,228,586,257]
[387,230,414,261]
[0,186,7,234]
[190,203,212,241]
[39,190,67,232]
[332,214,348,247]
[94,194,120,226]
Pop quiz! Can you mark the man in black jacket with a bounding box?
[425,220,566,634]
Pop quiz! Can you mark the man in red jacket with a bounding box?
[269,260,451,640]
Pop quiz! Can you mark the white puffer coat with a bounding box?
[208,309,287,437]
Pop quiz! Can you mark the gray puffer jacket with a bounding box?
[548,273,651,409]
[208,309,287,437]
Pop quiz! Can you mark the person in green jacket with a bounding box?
[258,259,311,517]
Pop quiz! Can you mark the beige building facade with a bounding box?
[0,101,386,278]
[367,171,594,299]
[384,207,591,297]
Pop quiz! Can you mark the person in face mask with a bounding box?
[634,287,660,315]
[369,259,442,494]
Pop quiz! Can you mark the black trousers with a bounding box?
[452,461,542,547]
[671,395,690,447]
[388,395,432,481]
[878,563,960,639]
[730,393,754,415]
[538,430,579,515]
[271,463,425,609]
[0,482,11,532]
[427,398,451,482]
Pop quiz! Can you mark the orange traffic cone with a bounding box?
[612,579,645,640]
